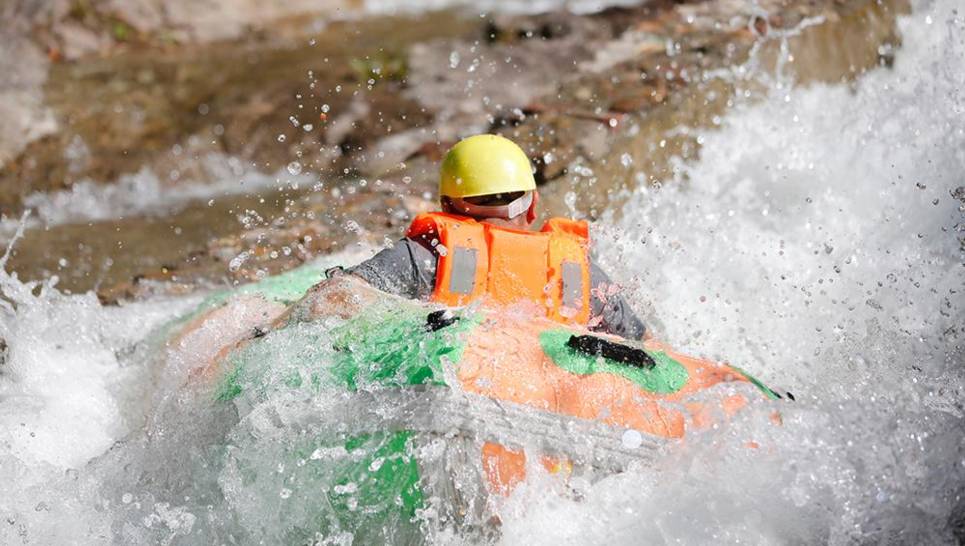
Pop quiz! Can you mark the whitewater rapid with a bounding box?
[506,0,964,542]
[1,0,963,544]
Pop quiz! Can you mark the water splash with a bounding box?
[552,0,965,542]
[5,153,318,235]
[1,1,963,544]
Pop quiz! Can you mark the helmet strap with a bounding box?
[526,190,540,224]
[447,191,534,220]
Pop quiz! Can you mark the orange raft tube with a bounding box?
[433,304,774,493]
[196,275,780,497]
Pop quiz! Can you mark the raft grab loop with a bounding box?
[566,335,656,369]
[425,309,460,332]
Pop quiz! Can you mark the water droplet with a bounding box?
[621,429,643,449]
[229,251,250,272]
[564,191,577,211]
[287,161,302,176]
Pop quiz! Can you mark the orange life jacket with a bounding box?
[406,212,591,324]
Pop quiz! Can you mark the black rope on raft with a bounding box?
[566,334,656,370]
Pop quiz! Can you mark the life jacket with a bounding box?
[406,212,591,324]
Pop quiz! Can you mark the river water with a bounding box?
[1,0,963,544]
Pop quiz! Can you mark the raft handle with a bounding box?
[567,335,656,369]
[425,309,459,332]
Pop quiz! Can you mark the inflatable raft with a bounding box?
[186,269,778,539]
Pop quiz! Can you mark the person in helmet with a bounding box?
[344,134,646,339]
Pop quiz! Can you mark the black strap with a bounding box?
[566,334,656,369]
[425,309,460,332]
[324,266,346,279]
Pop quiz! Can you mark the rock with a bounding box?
[581,30,667,73]
[357,128,432,177]
[162,0,353,42]
[0,29,57,168]
[324,99,371,147]
[105,0,164,33]
[58,22,107,59]
[404,16,602,123]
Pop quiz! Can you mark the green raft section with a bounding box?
[212,287,480,536]
[211,262,328,307]
[281,431,425,543]
[539,329,689,394]
[215,300,478,401]
[216,306,696,402]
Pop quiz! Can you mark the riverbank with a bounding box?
[1,0,907,300]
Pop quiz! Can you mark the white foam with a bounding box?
[4,153,318,234]
[503,0,964,542]
[0,240,373,544]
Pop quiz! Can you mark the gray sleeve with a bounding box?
[588,261,647,340]
[346,237,437,299]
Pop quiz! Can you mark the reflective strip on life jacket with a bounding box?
[408,213,488,306]
[448,247,478,296]
[407,212,591,324]
[542,217,590,323]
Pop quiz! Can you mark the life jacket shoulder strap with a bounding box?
[541,217,589,240]
[407,212,488,306]
[542,217,591,323]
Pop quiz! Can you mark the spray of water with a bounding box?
[1,1,963,544]
[503,0,963,542]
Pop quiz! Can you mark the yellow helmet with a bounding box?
[439,134,536,199]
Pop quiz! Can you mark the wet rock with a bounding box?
[357,128,433,177]
[581,30,667,73]
[404,15,605,124]
[0,25,58,168]
[608,82,669,112]
[324,99,372,147]
[57,22,108,59]
[163,0,353,42]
